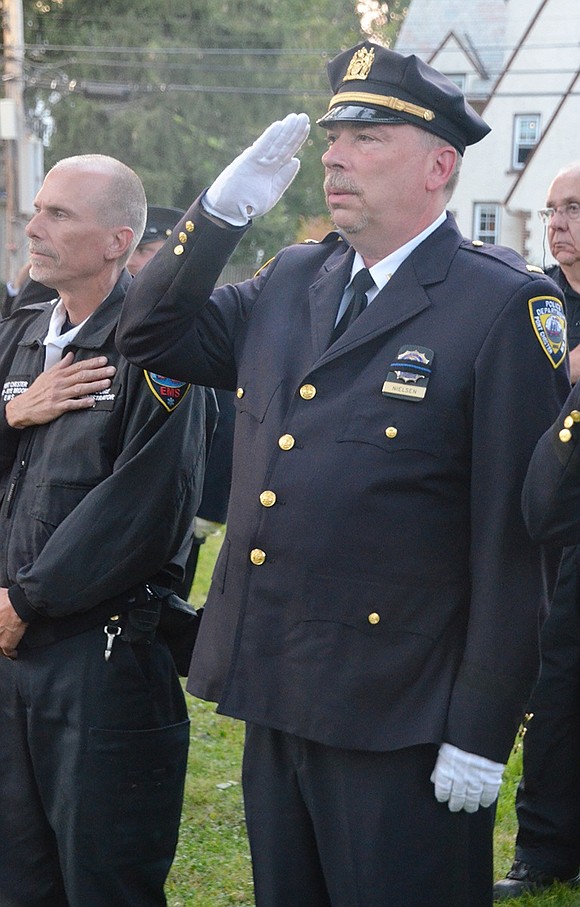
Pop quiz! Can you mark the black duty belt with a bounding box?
[18,584,150,650]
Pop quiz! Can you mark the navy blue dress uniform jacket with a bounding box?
[523,380,580,548]
[117,200,570,765]
[0,271,207,630]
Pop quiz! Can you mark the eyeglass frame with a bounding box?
[538,202,580,225]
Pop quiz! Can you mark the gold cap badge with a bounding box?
[343,46,375,82]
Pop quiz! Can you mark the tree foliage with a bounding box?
[358,0,408,48]
[20,0,366,268]
[16,1,409,267]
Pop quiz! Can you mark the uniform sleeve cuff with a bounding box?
[8,584,40,622]
[199,190,252,230]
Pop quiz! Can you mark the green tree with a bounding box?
[362,0,409,48]
[21,0,365,269]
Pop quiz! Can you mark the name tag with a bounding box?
[382,346,434,402]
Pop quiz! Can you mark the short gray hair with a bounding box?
[50,154,147,265]
[418,130,462,201]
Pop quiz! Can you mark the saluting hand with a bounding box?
[203,112,311,226]
[5,351,116,429]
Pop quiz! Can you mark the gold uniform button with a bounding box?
[173,244,184,256]
[385,426,398,439]
[278,434,295,451]
[260,490,277,507]
[236,387,245,399]
[368,612,381,625]
[571,410,580,422]
[472,240,484,247]
[559,428,573,443]
[299,384,317,400]
[250,548,266,565]
[564,415,574,429]
[185,221,194,232]
[178,231,187,243]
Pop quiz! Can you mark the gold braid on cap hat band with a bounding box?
[328,91,435,122]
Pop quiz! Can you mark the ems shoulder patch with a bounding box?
[528,296,567,369]
[144,371,191,411]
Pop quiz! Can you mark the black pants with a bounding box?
[514,546,580,878]
[242,724,494,907]
[0,623,190,907]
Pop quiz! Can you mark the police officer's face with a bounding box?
[127,240,165,276]
[322,122,440,257]
[545,168,580,270]
[25,168,124,292]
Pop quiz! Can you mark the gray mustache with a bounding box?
[324,177,361,195]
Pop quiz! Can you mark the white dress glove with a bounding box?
[203,112,310,226]
[193,517,223,541]
[430,742,506,813]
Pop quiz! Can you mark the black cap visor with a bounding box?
[317,103,407,128]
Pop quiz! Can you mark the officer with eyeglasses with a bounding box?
[538,202,580,224]
[494,161,580,901]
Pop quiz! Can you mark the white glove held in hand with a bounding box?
[203,112,310,226]
[430,743,506,813]
[193,517,223,541]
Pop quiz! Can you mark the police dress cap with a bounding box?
[317,42,490,154]
[140,205,185,244]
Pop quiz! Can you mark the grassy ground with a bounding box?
[166,532,253,907]
[166,533,580,906]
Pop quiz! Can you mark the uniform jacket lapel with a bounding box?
[308,245,355,357]
[318,215,464,359]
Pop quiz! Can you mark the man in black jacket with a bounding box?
[117,43,570,907]
[2,205,185,317]
[0,155,207,906]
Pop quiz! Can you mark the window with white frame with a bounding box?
[473,204,500,244]
[512,114,541,169]
[446,73,466,91]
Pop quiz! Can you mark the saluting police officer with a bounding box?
[117,42,570,907]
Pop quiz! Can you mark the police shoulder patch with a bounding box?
[144,372,191,411]
[253,256,275,278]
[528,296,567,368]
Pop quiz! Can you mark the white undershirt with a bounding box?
[42,299,90,370]
[335,210,447,322]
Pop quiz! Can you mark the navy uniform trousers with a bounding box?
[243,724,495,907]
[513,545,580,878]
[0,624,189,907]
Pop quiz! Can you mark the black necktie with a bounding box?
[330,268,375,345]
